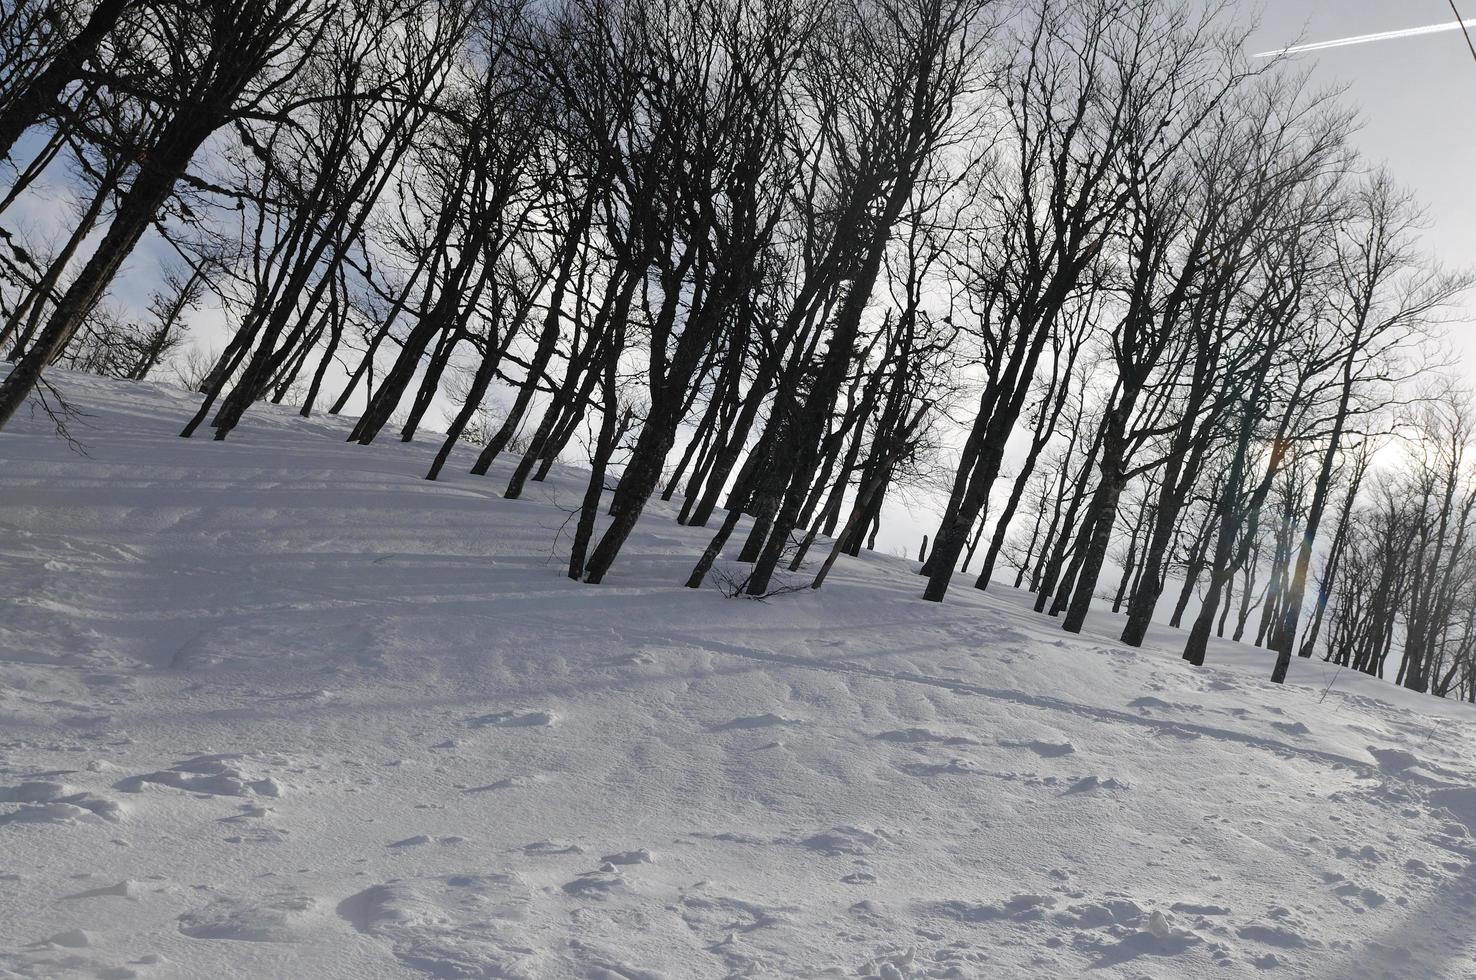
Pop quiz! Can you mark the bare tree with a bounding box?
[0,0,324,429]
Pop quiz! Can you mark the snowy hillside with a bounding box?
[2,372,1475,980]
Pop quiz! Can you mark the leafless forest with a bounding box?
[2,0,1474,698]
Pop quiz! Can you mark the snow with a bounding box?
[2,370,1476,978]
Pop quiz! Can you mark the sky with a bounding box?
[13,0,1474,563]
[869,2,1476,560]
[1245,1,1476,373]
[58,1,1476,392]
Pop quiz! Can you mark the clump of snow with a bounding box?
[115,754,285,798]
[800,826,893,857]
[44,928,91,948]
[706,712,805,731]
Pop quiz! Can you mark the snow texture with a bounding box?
[2,371,1475,978]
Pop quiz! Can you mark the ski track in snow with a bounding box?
[1,371,1475,978]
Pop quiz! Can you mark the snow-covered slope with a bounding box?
[2,372,1475,980]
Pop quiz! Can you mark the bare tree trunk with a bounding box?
[0,109,215,427]
[0,0,131,163]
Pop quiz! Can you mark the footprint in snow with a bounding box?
[874,728,981,746]
[562,870,632,898]
[1169,901,1232,917]
[1368,747,1420,773]
[705,713,803,732]
[224,826,290,845]
[1334,844,1384,864]
[388,835,465,848]
[337,874,536,977]
[61,880,143,901]
[524,840,584,856]
[461,774,549,792]
[679,893,789,934]
[1236,922,1314,949]
[468,709,558,728]
[1052,897,1148,929]
[178,890,324,943]
[899,757,983,777]
[1403,858,1434,878]
[1001,738,1076,758]
[1331,881,1387,907]
[613,651,656,666]
[600,848,655,865]
[1091,912,1203,968]
[1064,775,1128,794]
[930,893,1056,923]
[1428,786,1476,832]
[220,804,273,824]
[801,826,892,857]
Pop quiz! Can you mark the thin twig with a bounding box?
[1447,0,1476,63]
[1317,663,1344,704]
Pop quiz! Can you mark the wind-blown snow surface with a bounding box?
[3,372,1476,979]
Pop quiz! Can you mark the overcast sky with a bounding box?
[1246,1,1476,369]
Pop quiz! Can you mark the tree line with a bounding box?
[1,0,1472,699]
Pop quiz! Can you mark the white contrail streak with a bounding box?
[1255,19,1476,58]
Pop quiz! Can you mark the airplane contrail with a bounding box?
[1254,18,1476,58]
